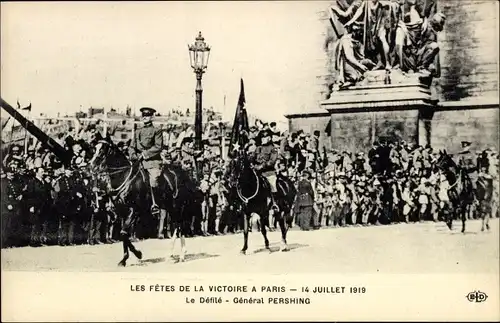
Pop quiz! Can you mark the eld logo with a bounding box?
[466,291,488,303]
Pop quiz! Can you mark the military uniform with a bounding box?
[129,107,164,214]
[295,170,315,230]
[252,131,279,193]
[24,169,52,246]
[1,170,24,247]
[54,170,76,245]
[458,141,477,188]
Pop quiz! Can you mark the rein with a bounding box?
[163,168,179,199]
[236,166,260,204]
[91,140,140,201]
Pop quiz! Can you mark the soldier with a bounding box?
[251,130,280,214]
[2,144,24,169]
[24,166,52,247]
[2,163,25,247]
[129,107,166,226]
[54,168,77,246]
[458,141,476,173]
[295,169,315,231]
[207,168,222,235]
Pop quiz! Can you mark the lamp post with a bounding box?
[188,31,211,181]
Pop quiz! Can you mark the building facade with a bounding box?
[287,0,499,155]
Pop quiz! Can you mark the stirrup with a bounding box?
[271,203,279,212]
[151,204,160,216]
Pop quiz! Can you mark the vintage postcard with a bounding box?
[1,1,499,321]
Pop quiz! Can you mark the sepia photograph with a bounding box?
[1,0,499,321]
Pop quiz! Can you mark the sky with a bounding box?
[1,1,327,123]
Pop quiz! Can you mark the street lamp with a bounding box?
[188,31,211,181]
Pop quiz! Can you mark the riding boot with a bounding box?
[151,188,161,217]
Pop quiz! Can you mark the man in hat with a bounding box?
[129,107,165,218]
[295,169,315,231]
[2,144,24,170]
[458,141,477,187]
[251,129,280,213]
[24,166,52,247]
[2,162,25,247]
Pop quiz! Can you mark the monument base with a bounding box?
[321,70,435,152]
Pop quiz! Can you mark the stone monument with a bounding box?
[321,0,446,152]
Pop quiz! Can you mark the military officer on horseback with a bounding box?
[458,141,476,172]
[251,130,279,213]
[129,107,164,218]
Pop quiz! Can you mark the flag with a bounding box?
[228,78,249,154]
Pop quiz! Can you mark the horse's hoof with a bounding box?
[134,250,143,260]
[481,227,485,232]
[280,245,289,252]
[486,224,490,230]
[266,248,272,254]
[240,250,246,255]
[118,260,126,267]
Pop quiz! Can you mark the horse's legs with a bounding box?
[118,235,130,267]
[128,237,142,260]
[170,227,178,258]
[461,204,467,233]
[118,208,134,267]
[241,212,249,255]
[259,213,271,253]
[480,202,491,232]
[278,211,289,252]
[445,203,453,230]
[179,233,186,262]
[157,209,167,239]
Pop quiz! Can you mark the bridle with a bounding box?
[89,140,140,199]
[235,154,260,204]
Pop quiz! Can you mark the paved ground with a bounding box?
[2,219,498,273]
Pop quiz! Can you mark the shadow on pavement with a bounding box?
[132,253,220,266]
[253,243,308,254]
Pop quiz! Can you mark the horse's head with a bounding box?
[232,151,252,181]
[436,149,451,171]
[89,136,128,172]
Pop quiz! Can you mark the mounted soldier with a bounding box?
[250,130,279,215]
[129,107,165,220]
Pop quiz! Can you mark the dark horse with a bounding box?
[89,137,196,265]
[436,151,475,233]
[160,162,200,261]
[89,138,148,266]
[229,152,295,254]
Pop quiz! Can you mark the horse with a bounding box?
[435,150,475,233]
[475,170,494,232]
[89,137,149,266]
[89,136,199,265]
[229,151,292,254]
[275,174,297,232]
[160,162,199,262]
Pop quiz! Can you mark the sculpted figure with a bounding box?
[343,0,402,70]
[332,23,376,89]
[394,0,445,76]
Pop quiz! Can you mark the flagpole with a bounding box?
[23,104,31,155]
